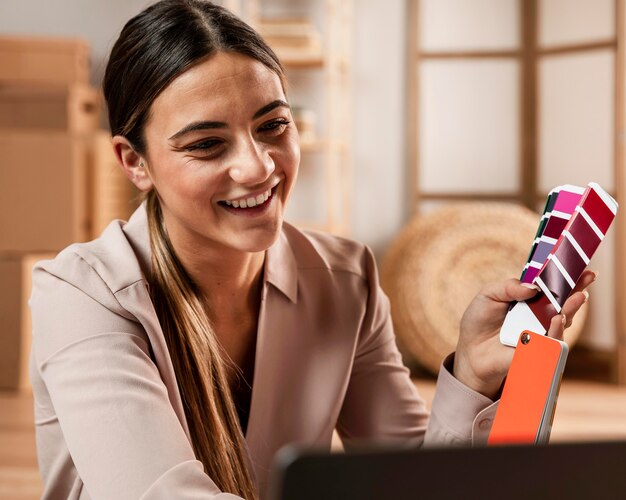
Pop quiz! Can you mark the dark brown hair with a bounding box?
[104,0,284,154]
[103,1,285,498]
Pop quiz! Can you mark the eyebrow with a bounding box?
[168,99,290,141]
[252,99,290,120]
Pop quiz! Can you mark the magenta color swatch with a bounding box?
[522,266,540,284]
[553,190,583,214]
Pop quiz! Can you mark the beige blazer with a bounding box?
[30,204,496,499]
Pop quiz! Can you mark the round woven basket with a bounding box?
[380,202,587,375]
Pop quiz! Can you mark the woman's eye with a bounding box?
[184,139,222,152]
[259,119,291,135]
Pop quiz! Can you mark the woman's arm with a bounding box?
[31,264,242,500]
[335,248,593,448]
[336,247,496,448]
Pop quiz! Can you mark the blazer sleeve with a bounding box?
[30,260,242,500]
[335,247,497,449]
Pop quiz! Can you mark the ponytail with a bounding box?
[146,191,258,499]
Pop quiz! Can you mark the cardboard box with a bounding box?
[0,36,89,86]
[0,253,54,391]
[0,131,91,252]
[0,82,101,132]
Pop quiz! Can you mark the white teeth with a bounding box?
[224,187,273,208]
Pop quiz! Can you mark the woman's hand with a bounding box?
[453,270,596,399]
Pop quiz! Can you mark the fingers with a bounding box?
[572,270,597,294]
[482,270,595,305]
[546,313,566,341]
[559,270,595,328]
[546,270,594,333]
[561,290,589,328]
[480,270,595,333]
[482,278,540,303]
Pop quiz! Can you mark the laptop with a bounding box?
[267,441,626,500]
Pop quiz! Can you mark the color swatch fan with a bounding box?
[500,182,618,347]
[520,185,585,285]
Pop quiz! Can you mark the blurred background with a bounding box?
[1,0,625,498]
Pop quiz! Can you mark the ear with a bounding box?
[111,135,154,192]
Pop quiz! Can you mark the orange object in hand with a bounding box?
[488,331,568,446]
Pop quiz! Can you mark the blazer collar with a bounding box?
[122,202,152,280]
[123,202,299,303]
[264,224,298,303]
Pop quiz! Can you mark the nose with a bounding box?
[228,136,275,185]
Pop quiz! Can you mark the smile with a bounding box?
[223,187,272,208]
[218,184,279,216]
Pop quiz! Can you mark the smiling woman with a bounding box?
[128,53,299,256]
[27,1,594,500]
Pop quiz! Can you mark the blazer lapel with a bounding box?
[118,204,193,440]
[115,281,193,441]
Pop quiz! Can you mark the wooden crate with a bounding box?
[0,83,101,133]
[0,36,89,86]
[0,131,91,252]
[0,253,54,391]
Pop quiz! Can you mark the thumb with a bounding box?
[482,279,541,304]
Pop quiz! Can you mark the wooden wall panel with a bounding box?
[420,0,519,51]
[538,50,615,192]
[539,0,614,47]
[419,60,520,194]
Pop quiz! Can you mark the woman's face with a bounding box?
[141,51,299,255]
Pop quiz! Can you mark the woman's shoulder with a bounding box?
[33,214,147,312]
[29,217,152,381]
[281,222,376,281]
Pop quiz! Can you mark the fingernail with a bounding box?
[562,314,567,326]
[521,283,540,291]
[582,290,589,303]
[593,271,599,281]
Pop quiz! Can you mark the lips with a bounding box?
[218,184,277,213]
[223,187,272,208]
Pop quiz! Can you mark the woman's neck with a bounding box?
[166,230,265,317]
[197,251,265,316]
